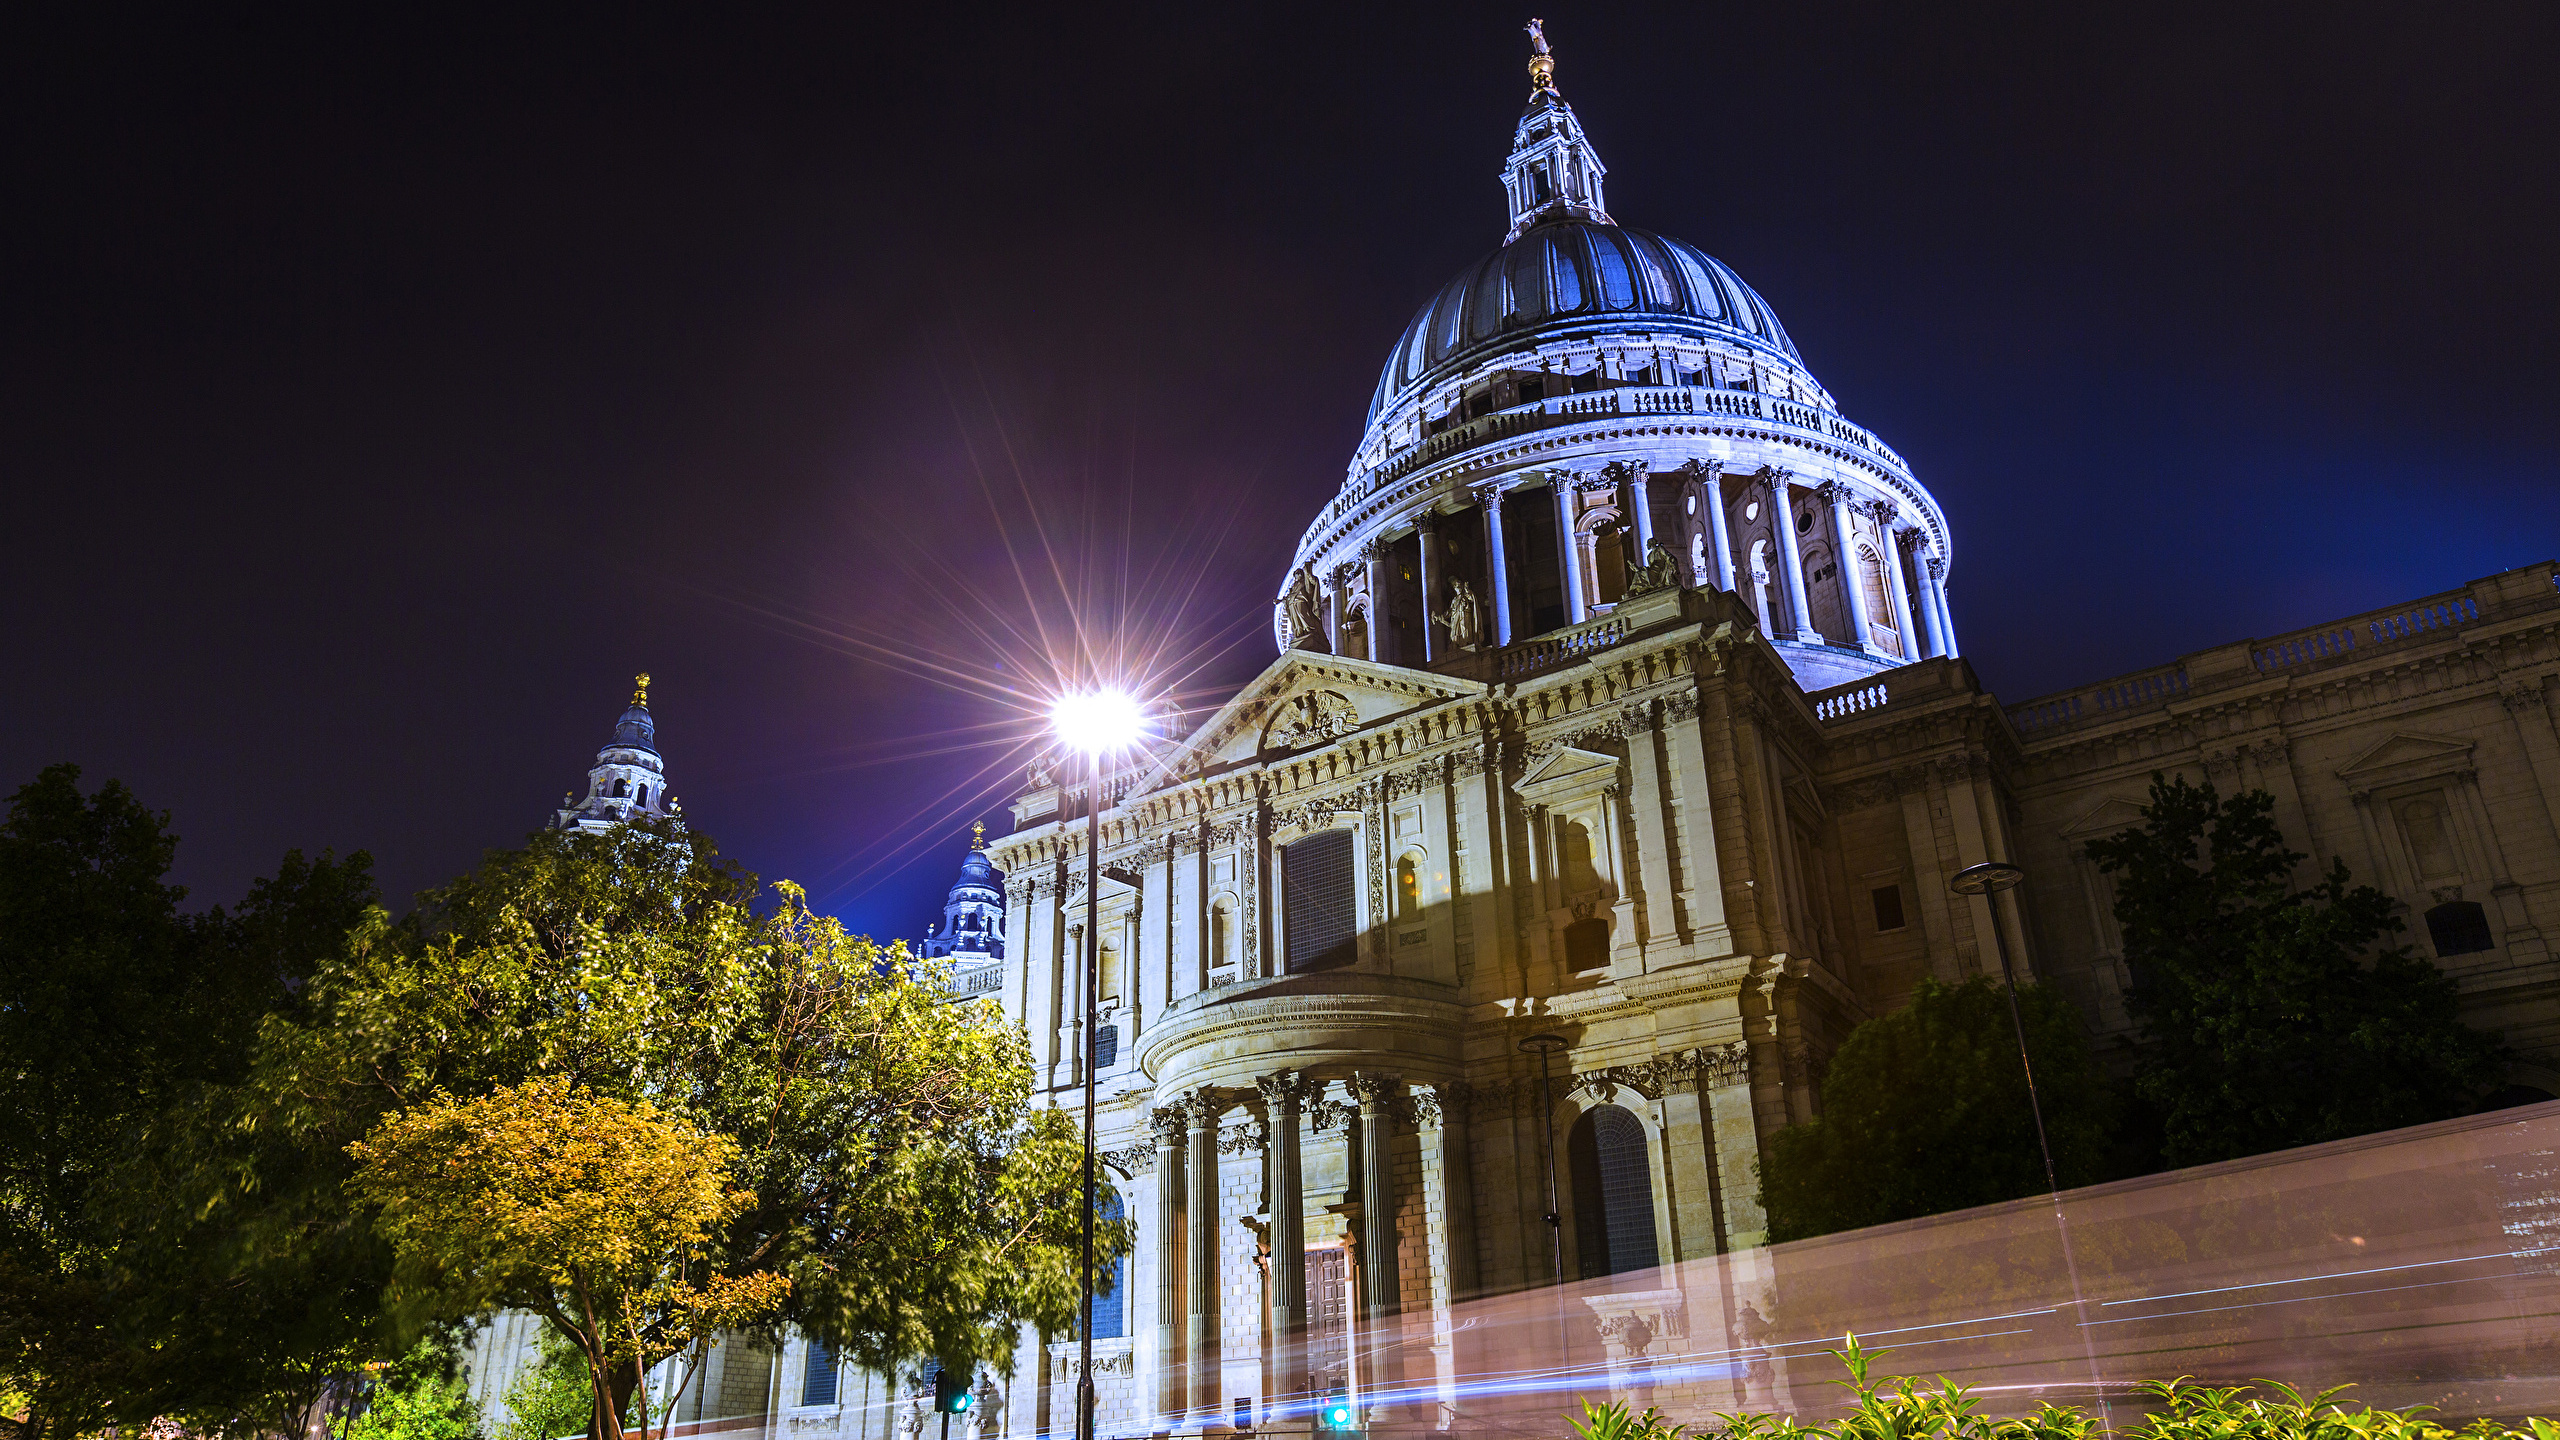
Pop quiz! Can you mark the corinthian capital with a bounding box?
[1255,1069,1317,1111]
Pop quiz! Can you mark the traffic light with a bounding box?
[1320,1389,1355,1432]
[933,1367,973,1416]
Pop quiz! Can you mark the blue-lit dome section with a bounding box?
[1368,220,1806,425]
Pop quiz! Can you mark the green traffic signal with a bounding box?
[933,1367,972,1415]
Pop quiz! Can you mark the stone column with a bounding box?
[1363,538,1393,664]
[1150,1106,1187,1428]
[1622,703,1681,957]
[1622,461,1655,554]
[1925,555,1959,657]
[1183,1090,1224,1421]
[1348,1072,1403,1420]
[1256,1071,1313,1412]
[1414,513,1440,663]
[1697,461,1736,593]
[1551,476,1587,625]
[1654,1049,1726,1262]
[1428,1083,1478,1299]
[1763,468,1819,643]
[1472,481,1515,648]
[1883,525,1923,660]
[1821,481,1873,652]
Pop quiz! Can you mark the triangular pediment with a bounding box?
[1514,745,1620,800]
[2061,794,2152,838]
[1134,650,1487,791]
[2337,731,2475,782]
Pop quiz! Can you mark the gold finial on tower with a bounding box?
[971,820,986,851]
[632,672,651,707]
[1526,17,1557,93]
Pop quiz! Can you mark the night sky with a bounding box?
[9,3,2557,942]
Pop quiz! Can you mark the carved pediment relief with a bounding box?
[1261,689,1359,752]
[2061,794,2152,839]
[2338,731,2476,786]
[1514,745,1620,805]
[1144,650,1489,784]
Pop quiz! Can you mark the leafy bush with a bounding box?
[1563,1334,2556,1440]
[331,1341,481,1440]
[493,1332,590,1440]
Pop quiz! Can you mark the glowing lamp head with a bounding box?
[1049,688,1149,755]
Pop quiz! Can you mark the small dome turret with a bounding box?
[553,673,679,833]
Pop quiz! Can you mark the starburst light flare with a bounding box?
[1048,687,1151,756]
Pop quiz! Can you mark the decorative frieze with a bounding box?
[1100,1143,1156,1178]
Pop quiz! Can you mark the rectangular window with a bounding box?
[1870,884,1905,933]
[1283,830,1359,973]
[802,1342,837,1407]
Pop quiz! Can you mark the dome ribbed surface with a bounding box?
[1369,219,1802,421]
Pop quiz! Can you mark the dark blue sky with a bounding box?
[8,2,2556,941]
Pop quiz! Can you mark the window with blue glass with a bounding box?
[802,1340,838,1406]
[1086,1189,1126,1339]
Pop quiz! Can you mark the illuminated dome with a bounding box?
[1369,219,1805,424]
[1276,41,1959,694]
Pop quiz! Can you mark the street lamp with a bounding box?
[1947,860,2109,1420]
[1517,1032,1570,1358]
[1049,688,1150,1440]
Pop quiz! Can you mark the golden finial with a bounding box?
[631,672,651,707]
[1526,17,1557,93]
[971,820,987,851]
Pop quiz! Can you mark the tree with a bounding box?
[250,820,1113,1430]
[2086,773,2505,1167]
[1759,977,2114,1243]
[348,1078,789,1440]
[329,1341,482,1440]
[493,1332,594,1440]
[0,764,385,1439]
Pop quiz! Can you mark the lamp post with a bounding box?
[1947,860,2109,1420]
[1050,689,1149,1440]
[1518,1032,1570,1361]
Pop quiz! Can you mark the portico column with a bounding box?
[1348,1072,1403,1421]
[1763,467,1820,642]
[1414,513,1440,663]
[1183,1090,1223,1420]
[1883,526,1923,660]
[1925,555,1960,657]
[1152,1106,1187,1428]
[1364,538,1393,664]
[1472,481,1515,647]
[1551,476,1587,624]
[1697,461,1737,592]
[1821,482,1874,652]
[1256,1071,1313,1414]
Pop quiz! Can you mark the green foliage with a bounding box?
[2087,774,2506,1167]
[0,763,386,1439]
[1571,1336,2557,1440]
[493,1334,592,1440]
[1759,979,2114,1243]
[253,819,1119,1402]
[332,1341,483,1440]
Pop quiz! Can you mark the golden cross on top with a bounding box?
[632,672,651,707]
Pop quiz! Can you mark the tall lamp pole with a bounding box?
[1051,689,1148,1440]
[1078,744,1102,1440]
[1947,861,2109,1421]
[1518,1033,1570,1360]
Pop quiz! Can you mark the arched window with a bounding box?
[612,777,629,798]
[1099,938,1122,1002]
[1568,1104,1660,1283]
[1089,1189,1128,1339]
[1283,829,1359,973]
[1210,895,1237,972]
[1396,852,1424,921]
[635,785,649,808]
[1592,520,1628,603]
